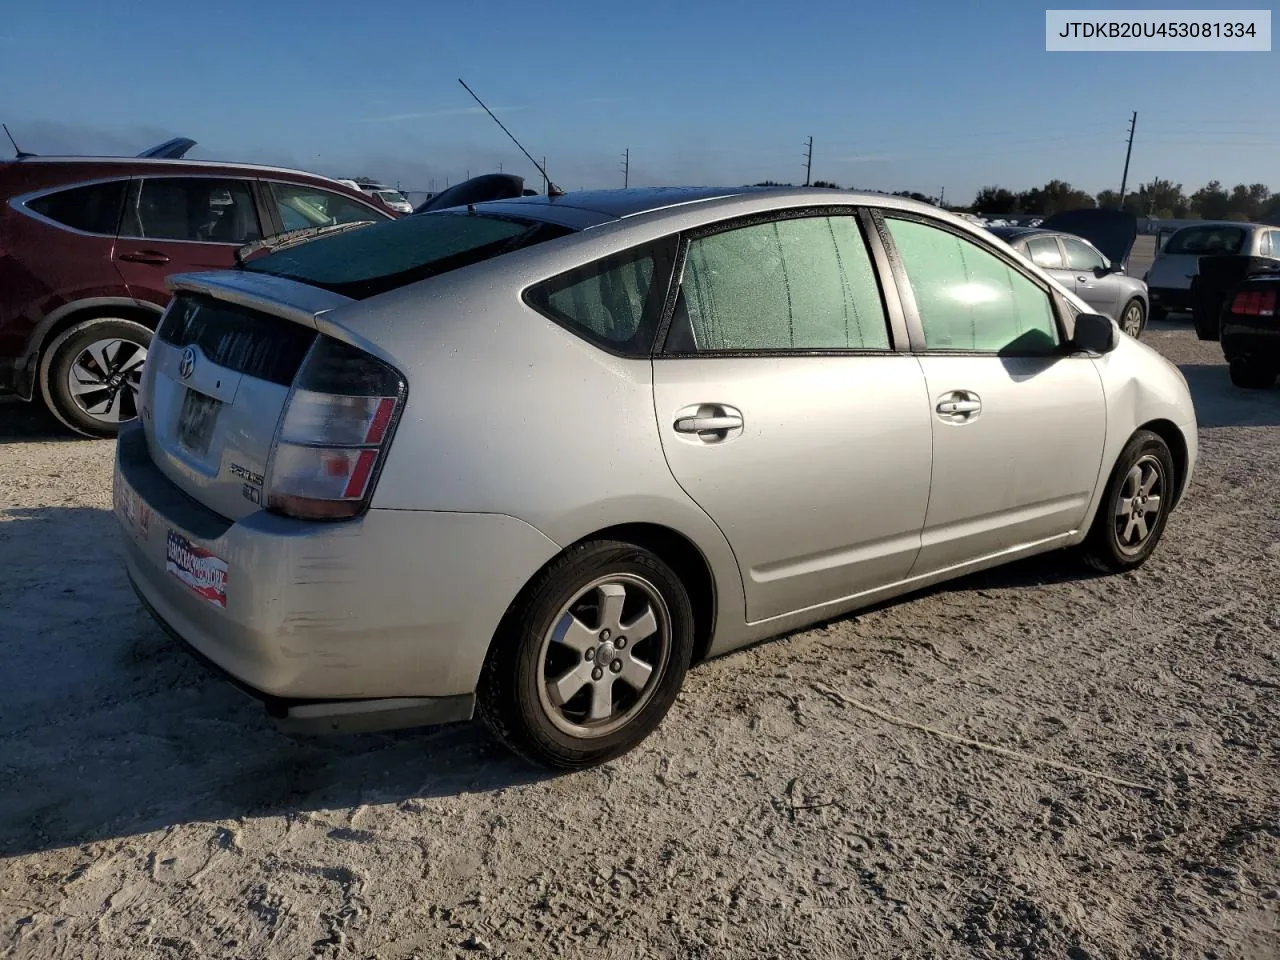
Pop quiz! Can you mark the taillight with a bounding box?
[265,336,406,520]
[1230,287,1277,317]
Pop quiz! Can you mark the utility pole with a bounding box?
[542,156,547,194]
[621,147,630,188]
[498,161,503,173]
[939,186,946,207]
[803,136,813,187]
[1118,110,1137,207]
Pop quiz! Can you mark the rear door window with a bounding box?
[26,180,127,235]
[269,182,388,232]
[1025,235,1065,269]
[121,178,261,244]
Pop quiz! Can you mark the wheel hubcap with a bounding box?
[66,337,148,424]
[536,574,671,738]
[1123,305,1143,337]
[1114,455,1165,554]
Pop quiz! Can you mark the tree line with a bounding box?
[753,178,1280,222]
[971,178,1280,221]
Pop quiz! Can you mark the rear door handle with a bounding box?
[119,250,171,265]
[937,399,981,415]
[674,414,743,433]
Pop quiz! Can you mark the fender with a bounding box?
[11,296,166,399]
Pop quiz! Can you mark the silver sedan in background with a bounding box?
[114,187,1198,769]
[989,209,1150,338]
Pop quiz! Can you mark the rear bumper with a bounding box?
[1220,319,1280,364]
[1148,287,1191,313]
[114,422,561,729]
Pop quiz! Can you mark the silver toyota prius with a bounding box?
[113,187,1198,769]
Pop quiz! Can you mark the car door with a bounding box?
[1061,235,1121,319]
[113,176,261,310]
[876,211,1107,575]
[651,209,934,623]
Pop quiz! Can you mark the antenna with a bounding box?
[3,123,35,159]
[457,78,562,196]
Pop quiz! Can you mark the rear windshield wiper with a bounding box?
[235,221,378,265]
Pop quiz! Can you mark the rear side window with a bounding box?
[675,214,890,352]
[121,178,261,244]
[26,180,126,235]
[1025,235,1064,269]
[526,242,671,354]
[243,210,574,300]
[1165,225,1246,255]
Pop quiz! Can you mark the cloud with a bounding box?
[356,105,524,123]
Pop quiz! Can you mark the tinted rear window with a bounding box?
[242,210,575,299]
[158,293,317,385]
[1165,225,1247,255]
[27,180,126,235]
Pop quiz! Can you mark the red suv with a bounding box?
[0,148,396,437]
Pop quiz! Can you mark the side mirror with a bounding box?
[1095,262,1122,278]
[1072,312,1118,354]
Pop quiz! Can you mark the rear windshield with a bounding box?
[242,210,575,299]
[1165,225,1247,256]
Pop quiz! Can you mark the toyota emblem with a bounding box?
[178,347,196,380]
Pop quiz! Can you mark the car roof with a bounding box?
[6,154,358,190]
[446,185,956,231]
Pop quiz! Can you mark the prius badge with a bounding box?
[179,346,196,380]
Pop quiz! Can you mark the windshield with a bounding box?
[242,210,575,299]
[376,190,406,203]
[1165,225,1247,255]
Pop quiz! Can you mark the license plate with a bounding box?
[177,387,221,456]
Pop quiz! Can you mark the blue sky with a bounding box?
[1,0,1277,203]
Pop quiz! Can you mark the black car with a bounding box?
[1219,273,1280,389]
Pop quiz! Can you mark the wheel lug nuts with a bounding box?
[616,637,627,649]
[592,667,604,681]
[610,660,622,674]
[584,648,595,661]
[599,629,611,642]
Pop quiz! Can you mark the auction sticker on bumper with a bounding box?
[165,531,229,607]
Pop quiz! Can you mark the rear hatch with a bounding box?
[137,206,578,520]
[1039,207,1138,268]
[139,272,351,521]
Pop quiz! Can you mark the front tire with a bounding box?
[1120,298,1146,339]
[1228,359,1277,390]
[38,317,152,438]
[478,540,695,770]
[1081,430,1176,574]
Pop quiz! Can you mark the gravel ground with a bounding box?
[1,322,1277,960]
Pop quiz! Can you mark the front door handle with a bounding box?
[672,404,744,442]
[119,250,172,265]
[674,414,743,433]
[936,391,982,422]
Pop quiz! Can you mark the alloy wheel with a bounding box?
[536,574,672,738]
[1122,302,1144,338]
[65,337,147,424]
[1114,454,1165,554]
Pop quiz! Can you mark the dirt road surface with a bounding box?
[2,323,1277,959]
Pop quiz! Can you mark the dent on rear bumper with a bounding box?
[116,425,561,701]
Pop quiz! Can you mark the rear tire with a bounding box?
[478,540,695,770]
[38,317,152,439]
[1081,430,1176,574]
[1228,359,1277,390]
